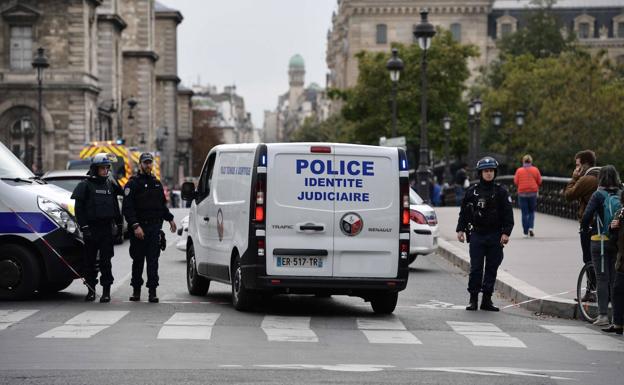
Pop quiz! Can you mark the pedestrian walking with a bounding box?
[513,154,542,237]
[581,165,621,326]
[456,157,514,312]
[71,153,123,302]
[564,150,600,302]
[454,163,468,206]
[122,152,177,303]
[603,195,624,335]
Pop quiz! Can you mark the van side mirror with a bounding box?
[181,182,196,201]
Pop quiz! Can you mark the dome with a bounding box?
[289,54,305,69]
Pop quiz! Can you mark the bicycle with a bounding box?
[576,262,599,323]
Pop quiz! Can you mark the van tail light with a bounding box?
[410,209,427,225]
[400,177,410,227]
[311,145,331,153]
[257,239,265,257]
[254,177,265,223]
[399,240,409,260]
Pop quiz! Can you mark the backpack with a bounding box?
[596,190,622,236]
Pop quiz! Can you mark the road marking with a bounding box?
[261,316,318,342]
[357,316,421,344]
[409,367,588,380]
[157,312,220,340]
[37,310,129,339]
[541,324,624,352]
[256,364,394,372]
[0,310,39,331]
[447,321,526,348]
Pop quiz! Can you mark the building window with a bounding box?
[501,23,513,37]
[618,22,624,38]
[450,23,462,42]
[579,22,590,38]
[10,26,33,69]
[376,24,387,44]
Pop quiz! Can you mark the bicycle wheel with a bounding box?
[576,263,599,323]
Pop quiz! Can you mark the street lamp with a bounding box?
[118,96,138,142]
[467,101,475,171]
[31,47,49,175]
[443,115,452,185]
[386,48,404,138]
[413,8,436,203]
[473,97,482,164]
[515,110,525,128]
[492,111,503,129]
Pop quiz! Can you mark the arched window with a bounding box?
[496,14,517,39]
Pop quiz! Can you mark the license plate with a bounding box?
[276,256,323,268]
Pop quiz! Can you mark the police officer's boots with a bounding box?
[100,286,111,303]
[480,293,500,312]
[466,293,478,311]
[129,287,141,302]
[148,287,159,303]
[84,287,96,302]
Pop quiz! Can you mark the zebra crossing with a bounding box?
[1,308,624,352]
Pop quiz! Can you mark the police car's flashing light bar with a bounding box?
[398,150,408,171]
[311,146,331,153]
[260,154,267,167]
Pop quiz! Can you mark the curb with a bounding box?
[437,238,578,319]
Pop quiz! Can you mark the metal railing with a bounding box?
[496,175,578,220]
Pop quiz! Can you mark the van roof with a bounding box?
[213,142,398,153]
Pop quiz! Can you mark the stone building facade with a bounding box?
[0,0,192,183]
[264,54,331,142]
[327,0,624,91]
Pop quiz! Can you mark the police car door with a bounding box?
[333,145,398,278]
[265,144,334,277]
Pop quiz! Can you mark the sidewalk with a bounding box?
[435,207,582,318]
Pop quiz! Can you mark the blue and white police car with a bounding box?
[0,141,83,300]
[182,143,410,314]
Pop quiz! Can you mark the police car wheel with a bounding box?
[231,254,253,311]
[370,292,398,314]
[186,244,209,296]
[0,244,41,300]
[38,277,73,294]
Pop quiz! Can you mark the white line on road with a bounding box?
[157,313,220,340]
[37,310,129,339]
[261,316,318,342]
[541,325,624,352]
[357,316,421,344]
[447,321,527,348]
[0,309,39,331]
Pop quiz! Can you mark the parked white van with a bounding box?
[0,141,83,300]
[182,143,411,313]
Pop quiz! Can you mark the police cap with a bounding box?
[139,152,154,163]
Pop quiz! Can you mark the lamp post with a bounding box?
[118,96,138,142]
[473,97,482,162]
[386,48,404,138]
[467,101,475,170]
[443,115,452,185]
[31,47,49,175]
[413,9,436,203]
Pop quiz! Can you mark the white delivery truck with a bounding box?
[0,141,83,300]
[182,143,411,313]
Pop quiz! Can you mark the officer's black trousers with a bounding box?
[468,232,504,295]
[84,221,114,288]
[129,223,162,289]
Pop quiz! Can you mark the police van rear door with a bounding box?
[265,144,335,277]
[332,145,399,278]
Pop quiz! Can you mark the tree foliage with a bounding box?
[480,51,624,176]
[341,30,478,163]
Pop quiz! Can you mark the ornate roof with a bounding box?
[289,54,305,69]
[493,0,624,9]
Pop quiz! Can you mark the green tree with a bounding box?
[481,51,624,176]
[339,29,478,163]
[290,114,355,143]
[497,0,574,59]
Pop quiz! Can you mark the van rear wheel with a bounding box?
[186,243,210,295]
[370,292,398,314]
[0,244,41,300]
[38,277,74,294]
[231,254,254,311]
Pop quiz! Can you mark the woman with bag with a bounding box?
[581,165,621,326]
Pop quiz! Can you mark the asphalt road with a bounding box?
[1,209,623,384]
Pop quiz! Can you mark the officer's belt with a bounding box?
[138,218,163,225]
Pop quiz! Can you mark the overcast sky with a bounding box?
[159,0,337,128]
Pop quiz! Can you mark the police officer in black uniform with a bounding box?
[71,153,123,302]
[456,157,514,311]
[122,152,176,303]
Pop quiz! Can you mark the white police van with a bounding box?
[0,141,83,300]
[182,143,410,313]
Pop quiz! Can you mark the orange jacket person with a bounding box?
[513,155,542,237]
